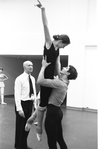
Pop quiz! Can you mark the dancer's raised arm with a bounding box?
[35,0,52,48]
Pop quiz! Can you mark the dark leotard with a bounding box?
[39,43,59,107]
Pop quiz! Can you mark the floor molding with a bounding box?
[5,94,14,98]
[66,106,97,113]
[5,95,97,113]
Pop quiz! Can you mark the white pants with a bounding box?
[0,87,4,95]
[0,87,5,103]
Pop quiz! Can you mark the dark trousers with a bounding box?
[45,104,68,149]
[14,100,33,149]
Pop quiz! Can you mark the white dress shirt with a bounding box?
[14,72,36,111]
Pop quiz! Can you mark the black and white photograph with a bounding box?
[0,0,97,149]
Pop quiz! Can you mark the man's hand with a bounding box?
[54,75,59,79]
[42,56,51,68]
[18,110,25,118]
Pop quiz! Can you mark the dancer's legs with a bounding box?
[0,87,6,104]
[57,117,68,149]
[45,105,68,149]
[36,106,46,141]
[44,105,58,149]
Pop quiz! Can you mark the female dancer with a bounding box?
[0,67,8,104]
[25,0,70,141]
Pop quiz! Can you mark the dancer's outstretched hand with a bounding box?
[34,0,43,9]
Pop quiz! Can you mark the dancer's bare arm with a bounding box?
[35,0,52,49]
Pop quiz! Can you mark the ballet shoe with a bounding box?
[36,133,42,142]
[36,126,42,141]
[25,112,37,131]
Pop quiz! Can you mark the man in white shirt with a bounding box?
[14,60,36,149]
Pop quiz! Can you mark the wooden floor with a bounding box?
[0,96,97,149]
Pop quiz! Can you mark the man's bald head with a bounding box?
[23,61,33,68]
[23,61,33,74]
